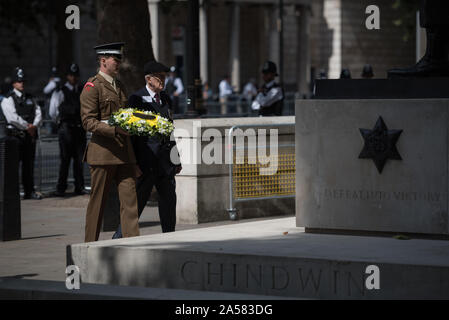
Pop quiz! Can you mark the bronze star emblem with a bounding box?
[358,116,402,174]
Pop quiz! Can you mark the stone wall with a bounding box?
[174,116,295,224]
[0,0,417,97]
[310,0,416,79]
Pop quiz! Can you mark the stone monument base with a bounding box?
[296,99,449,236]
[67,217,449,299]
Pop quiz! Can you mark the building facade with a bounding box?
[151,0,416,94]
[0,0,416,98]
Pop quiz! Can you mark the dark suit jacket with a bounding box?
[128,87,179,177]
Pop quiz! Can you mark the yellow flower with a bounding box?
[146,119,157,127]
[128,115,141,124]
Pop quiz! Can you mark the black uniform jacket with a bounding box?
[128,88,179,177]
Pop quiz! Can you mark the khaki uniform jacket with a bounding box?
[80,73,136,165]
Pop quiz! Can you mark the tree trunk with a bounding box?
[96,0,155,94]
[55,0,74,74]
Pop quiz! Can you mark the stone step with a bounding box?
[0,278,293,300]
[67,217,449,299]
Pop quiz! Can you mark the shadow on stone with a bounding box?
[20,234,66,241]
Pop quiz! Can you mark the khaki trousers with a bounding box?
[85,164,140,242]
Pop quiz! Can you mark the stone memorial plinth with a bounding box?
[296,99,449,236]
[67,217,449,299]
[174,116,295,224]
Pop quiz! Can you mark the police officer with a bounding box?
[43,67,61,96]
[164,66,184,114]
[0,67,42,199]
[113,60,182,239]
[361,64,374,79]
[251,61,284,116]
[340,68,352,79]
[80,42,140,242]
[42,66,61,134]
[49,63,86,196]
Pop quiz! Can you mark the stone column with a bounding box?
[323,0,341,79]
[296,5,311,95]
[200,0,208,84]
[148,0,160,61]
[416,10,426,62]
[230,2,240,92]
[268,5,280,70]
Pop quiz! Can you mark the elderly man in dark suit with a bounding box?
[113,61,182,239]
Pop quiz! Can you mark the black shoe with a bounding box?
[388,29,449,78]
[24,192,42,200]
[53,190,65,197]
[112,226,123,239]
[388,58,449,78]
[75,189,88,195]
[112,231,122,239]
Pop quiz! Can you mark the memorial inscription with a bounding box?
[322,188,443,203]
[179,260,372,297]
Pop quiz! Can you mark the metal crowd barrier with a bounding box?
[227,123,295,220]
[33,121,91,193]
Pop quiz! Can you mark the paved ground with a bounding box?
[0,194,292,282]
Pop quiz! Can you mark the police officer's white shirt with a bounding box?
[0,88,42,130]
[49,82,76,121]
[43,77,61,95]
[243,82,257,101]
[251,80,283,111]
[219,79,233,98]
[164,76,184,95]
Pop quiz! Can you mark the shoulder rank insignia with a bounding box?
[84,82,95,91]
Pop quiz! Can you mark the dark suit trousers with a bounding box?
[57,123,86,192]
[115,169,177,237]
[137,169,177,233]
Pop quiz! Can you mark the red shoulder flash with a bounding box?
[84,82,95,91]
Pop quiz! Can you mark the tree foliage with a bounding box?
[391,0,420,42]
[0,0,95,68]
[96,0,155,93]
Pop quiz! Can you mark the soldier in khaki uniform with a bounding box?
[80,42,140,242]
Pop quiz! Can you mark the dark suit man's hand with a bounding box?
[175,165,182,174]
[115,126,130,136]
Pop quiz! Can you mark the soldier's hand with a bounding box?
[175,165,182,174]
[115,126,130,136]
[27,124,37,137]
